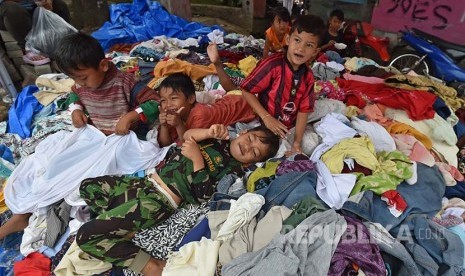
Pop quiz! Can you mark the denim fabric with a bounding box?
[445,181,465,200]
[342,163,445,234]
[217,174,247,198]
[255,171,318,213]
[209,192,239,211]
[365,222,422,276]
[403,215,465,276]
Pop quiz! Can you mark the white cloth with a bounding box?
[351,117,396,153]
[311,113,358,209]
[216,193,265,241]
[163,237,220,276]
[207,29,224,44]
[5,125,172,213]
[20,212,47,256]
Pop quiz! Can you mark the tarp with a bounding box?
[92,0,223,51]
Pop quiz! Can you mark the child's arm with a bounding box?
[242,90,288,138]
[68,91,88,128]
[262,38,271,59]
[157,108,174,146]
[115,101,160,135]
[207,43,238,91]
[183,124,229,143]
[115,111,139,135]
[291,111,308,154]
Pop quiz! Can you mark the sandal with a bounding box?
[22,52,51,66]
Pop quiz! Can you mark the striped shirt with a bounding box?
[240,52,315,128]
[71,63,136,133]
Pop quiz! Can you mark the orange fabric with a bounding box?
[148,59,217,88]
[14,252,51,276]
[386,122,433,150]
[265,27,289,53]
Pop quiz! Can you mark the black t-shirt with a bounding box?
[321,30,344,52]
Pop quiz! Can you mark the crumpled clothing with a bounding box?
[314,80,345,100]
[321,137,413,195]
[381,190,408,218]
[432,215,464,228]
[246,161,280,192]
[351,117,396,153]
[276,159,315,176]
[307,98,347,123]
[436,162,464,186]
[237,55,258,77]
[392,134,436,167]
[344,57,378,72]
[34,74,74,106]
[386,122,433,150]
[312,62,340,81]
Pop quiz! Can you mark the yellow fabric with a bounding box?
[0,179,8,213]
[54,241,112,276]
[34,76,75,106]
[247,161,281,192]
[385,74,465,111]
[321,137,379,174]
[238,56,258,77]
[386,122,433,150]
[345,106,361,117]
[148,58,217,88]
[226,89,242,96]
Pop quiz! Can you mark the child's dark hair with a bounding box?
[158,73,196,99]
[248,125,280,160]
[290,14,326,46]
[330,9,344,21]
[55,33,105,75]
[271,6,291,24]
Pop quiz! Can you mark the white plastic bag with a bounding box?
[25,7,77,58]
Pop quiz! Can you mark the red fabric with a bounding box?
[240,52,315,128]
[341,161,372,175]
[14,252,51,276]
[337,78,437,121]
[186,95,256,129]
[218,50,246,64]
[381,190,407,213]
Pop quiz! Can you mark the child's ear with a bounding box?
[285,34,290,45]
[99,59,109,72]
[188,94,196,105]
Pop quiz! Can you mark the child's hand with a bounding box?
[71,109,88,128]
[165,107,184,127]
[115,111,138,135]
[181,136,203,163]
[286,141,302,156]
[159,108,168,126]
[208,124,229,140]
[262,116,288,138]
[207,43,221,65]
[328,40,336,46]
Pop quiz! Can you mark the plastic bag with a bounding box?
[25,7,77,58]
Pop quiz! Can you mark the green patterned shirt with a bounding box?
[157,140,243,203]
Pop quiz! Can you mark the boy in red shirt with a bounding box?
[242,15,326,154]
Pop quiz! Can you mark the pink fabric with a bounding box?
[343,73,385,84]
[436,162,465,186]
[392,134,435,167]
[361,104,392,126]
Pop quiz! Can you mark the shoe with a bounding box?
[22,52,51,66]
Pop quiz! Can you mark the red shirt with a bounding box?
[240,52,315,128]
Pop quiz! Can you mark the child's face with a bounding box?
[329,16,343,32]
[68,60,108,89]
[286,29,320,70]
[159,87,195,118]
[229,130,272,166]
[272,16,290,37]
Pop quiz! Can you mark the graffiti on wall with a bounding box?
[371,0,465,44]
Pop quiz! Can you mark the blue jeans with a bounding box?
[255,171,318,213]
[342,163,445,234]
[209,192,238,211]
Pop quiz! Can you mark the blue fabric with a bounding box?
[433,98,451,120]
[0,146,13,165]
[342,163,445,235]
[92,0,223,51]
[454,121,465,140]
[255,171,318,213]
[6,86,43,139]
[0,232,24,274]
[175,217,210,250]
[445,181,465,200]
[209,192,238,211]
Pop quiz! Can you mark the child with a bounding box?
[263,6,291,59]
[55,32,159,136]
[156,71,255,147]
[76,124,279,275]
[320,9,345,52]
[242,15,325,154]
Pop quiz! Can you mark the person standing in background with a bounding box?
[0,0,70,51]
